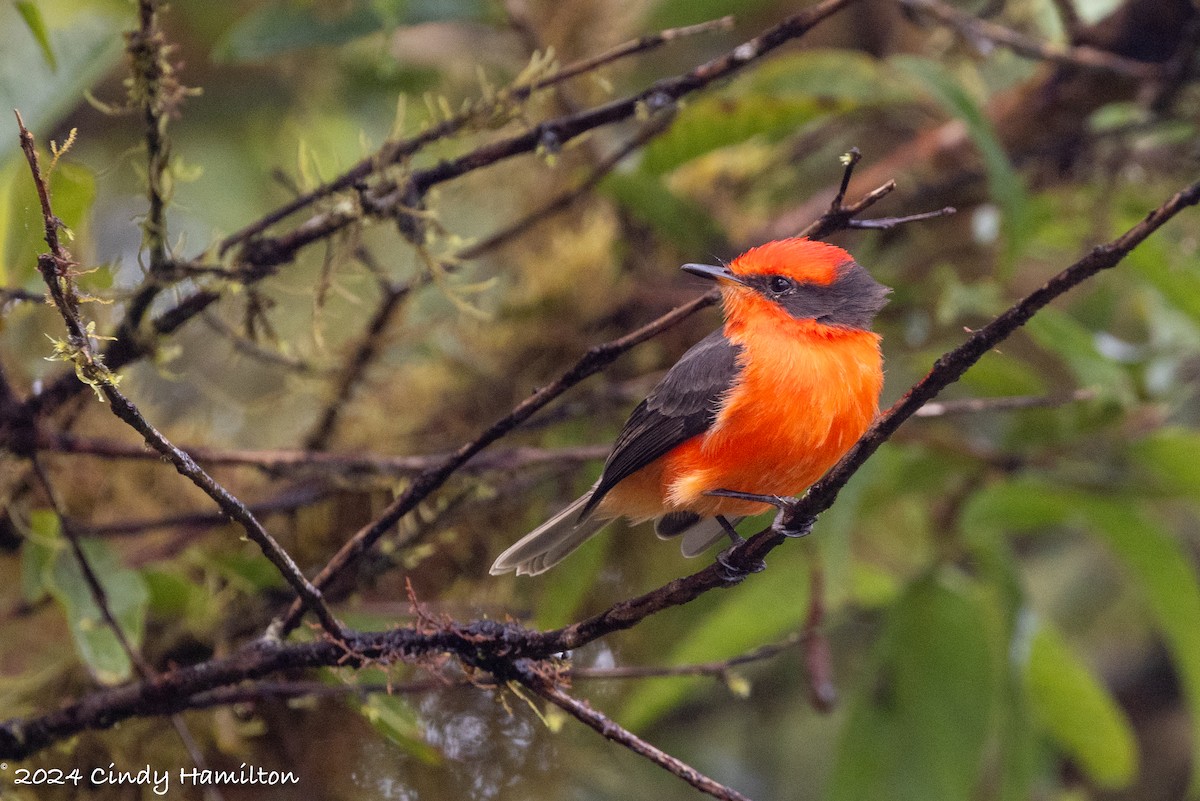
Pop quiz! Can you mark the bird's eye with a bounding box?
[768,276,793,294]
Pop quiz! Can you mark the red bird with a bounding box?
[491,238,889,576]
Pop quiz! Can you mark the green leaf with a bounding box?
[1129,238,1200,325]
[1024,307,1135,404]
[360,693,442,764]
[1131,427,1200,496]
[892,56,1029,266]
[600,170,725,253]
[4,159,96,285]
[19,518,55,604]
[641,94,831,176]
[748,50,916,106]
[15,0,55,71]
[961,477,1074,537]
[31,511,149,685]
[1023,621,1138,788]
[830,576,995,801]
[0,6,125,165]
[1076,499,1200,796]
[643,0,776,29]
[214,0,492,62]
[965,479,1200,795]
[640,50,912,177]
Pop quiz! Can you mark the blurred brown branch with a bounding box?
[913,388,1097,417]
[33,431,611,479]
[302,279,415,450]
[899,0,1163,78]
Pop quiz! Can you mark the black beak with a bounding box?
[681,263,747,286]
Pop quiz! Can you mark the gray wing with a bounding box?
[579,328,742,519]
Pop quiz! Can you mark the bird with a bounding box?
[490,237,889,577]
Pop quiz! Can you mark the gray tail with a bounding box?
[679,517,738,557]
[489,491,610,576]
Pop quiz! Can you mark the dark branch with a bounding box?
[456,109,678,261]
[302,281,414,450]
[14,112,345,641]
[517,665,752,801]
[31,431,610,480]
[215,15,735,255]
[913,388,1096,417]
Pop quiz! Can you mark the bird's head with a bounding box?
[683,238,890,333]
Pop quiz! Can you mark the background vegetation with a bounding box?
[1,0,1199,799]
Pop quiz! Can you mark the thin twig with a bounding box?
[1048,0,1082,38]
[829,147,861,211]
[456,109,678,261]
[29,457,222,801]
[121,0,179,330]
[14,111,345,641]
[797,178,898,240]
[0,286,44,305]
[848,206,956,230]
[81,484,335,538]
[519,668,752,801]
[303,281,413,450]
[200,312,329,376]
[802,557,836,712]
[899,0,1163,79]
[31,431,611,478]
[216,16,734,255]
[913,388,1096,417]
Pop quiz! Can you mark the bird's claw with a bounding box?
[772,509,815,539]
[715,541,767,584]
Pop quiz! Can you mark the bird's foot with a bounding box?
[772,509,815,539]
[713,515,766,583]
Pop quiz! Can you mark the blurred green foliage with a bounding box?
[2,0,1199,799]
